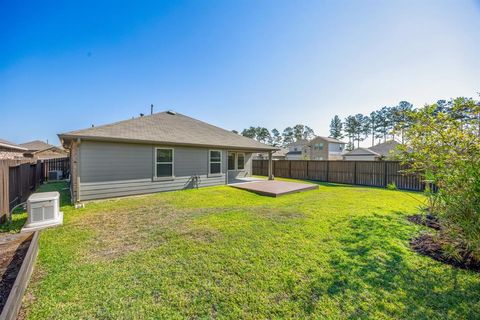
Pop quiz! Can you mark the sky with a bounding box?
[1,0,479,146]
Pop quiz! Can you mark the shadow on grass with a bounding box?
[303,213,480,318]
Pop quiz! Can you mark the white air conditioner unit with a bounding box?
[21,191,63,233]
[48,170,62,181]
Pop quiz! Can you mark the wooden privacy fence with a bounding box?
[0,157,70,223]
[42,157,70,180]
[252,160,424,191]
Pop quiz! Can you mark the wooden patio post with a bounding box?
[268,151,274,180]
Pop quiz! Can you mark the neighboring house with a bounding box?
[58,111,277,202]
[0,139,28,160]
[285,137,346,160]
[20,140,68,160]
[343,140,400,161]
[308,136,345,160]
[285,139,309,160]
[254,148,288,160]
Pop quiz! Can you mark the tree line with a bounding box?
[329,101,416,151]
[238,124,316,147]
[238,98,470,150]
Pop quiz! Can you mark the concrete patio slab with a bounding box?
[230,180,318,197]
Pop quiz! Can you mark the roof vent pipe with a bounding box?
[167,110,176,115]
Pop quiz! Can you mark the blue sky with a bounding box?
[1,0,479,145]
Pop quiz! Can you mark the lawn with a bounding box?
[12,180,480,319]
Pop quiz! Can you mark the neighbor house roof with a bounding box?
[343,140,401,157]
[343,147,380,156]
[58,111,278,151]
[312,136,347,144]
[20,140,57,151]
[369,140,400,156]
[273,148,288,157]
[287,139,309,147]
[0,139,27,151]
[286,150,302,155]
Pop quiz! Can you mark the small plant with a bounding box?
[386,182,397,190]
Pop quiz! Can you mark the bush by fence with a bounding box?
[252,160,424,191]
[0,157,70,223]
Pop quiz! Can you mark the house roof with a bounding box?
[58,111,278,151]
[286,150,302,155]
[20,140,57,151]
[313,136,347,144]
[369,140,400,156]
[343,147,380,156]
[0,139,27,151]
[273,148,288,157]
[342,140,401,157]
[287,139,309,147]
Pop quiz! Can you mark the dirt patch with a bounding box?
[79,204,221,262]
[0,232,33,313]
[411,234,480,273]
[407,214,441,230]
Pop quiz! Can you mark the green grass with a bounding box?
[16,180,480,319]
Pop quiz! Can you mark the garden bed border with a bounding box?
[0,231,39,320]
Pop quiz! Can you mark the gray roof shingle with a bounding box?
[20,140,56,151]
[59,111,277,151]
[0,139,27,151]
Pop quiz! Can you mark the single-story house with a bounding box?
[20,140,68,160]
[254,148,288,160]
[58,111,278,202]
[343,140,400,161]
[0,139,28,160]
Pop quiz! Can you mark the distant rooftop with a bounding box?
[20,140,57,151]
[0,139,27,151]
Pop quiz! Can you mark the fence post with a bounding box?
[289,161,292,178]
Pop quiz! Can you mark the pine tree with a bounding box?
[282,127,294,146]
[302,126,316,140]
[329,115,343,139]
[241,126,257,139]
[293,124,305,141]
[271,128,282,146]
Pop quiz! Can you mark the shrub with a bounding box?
[386,182,397,190]
[398,97,480,262]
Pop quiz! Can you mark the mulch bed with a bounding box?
[408,214,480,272]
[407,214,441,230]
[410,234,480,272]
[0,232,33,313]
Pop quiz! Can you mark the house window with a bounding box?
[228,152,236,170]
[317,143,324,150]
[237,153,245,170]
[155,148,174,178]
[209,150,222,175]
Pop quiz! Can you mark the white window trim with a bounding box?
[228,152,236,171]
[208,149,223,177]
[236,152,245,171]
[154,147,175,181]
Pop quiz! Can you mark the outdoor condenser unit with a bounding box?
[48,170,63,181]
[21,191,63,233]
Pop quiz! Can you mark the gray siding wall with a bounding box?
[78,141,230,200]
